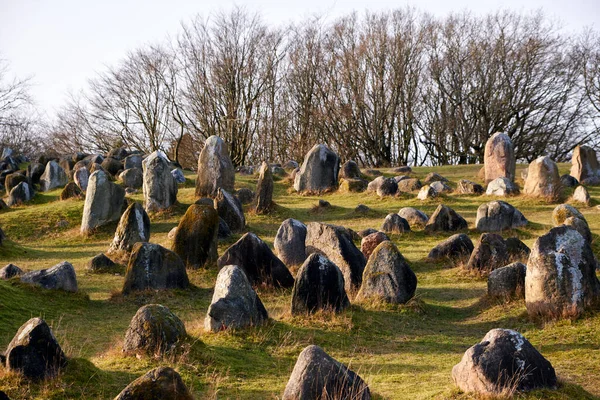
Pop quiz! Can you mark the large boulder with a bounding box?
[73,167,90,192]
[172,204,219,269]
[4,172,27,194]
[214,188,245,233]
[452,329,557,395]
[294,144,340,193]
[486,177,519,196]
[4,318,67,380]
[484,132,516,184]
[523,156,561,200]
[142,151,177,212]
[108,202,151,254]
[525,226,600,319]
[305,222,367,292]
[120,168,143,189]
[204,265,268,331]
[398,207,428,229]
[283,345,371,400]
[475,201,528,232]
[274,218,307,267]
[380,213,410,234]
[254,161,274,214]
[123,304,186,355]
[114,367,193,400]
[7,181,33,206]
[101,157,122,177]
[20,261,77,292]
[291,254,350,314]
[428,234,474,261]
[488,262,526,299]
[217,232,294,288]
[551,203,585,226]
[195,135,235,198]
[466,233,509,273]
[376,177,398,197]
[424,205,468,233]
[122,243,189,295]
[39,161,68,192]
[360,231,390,260]
[80,171,125,235]
[570,145,600,185]
[357,241,417,304]
[340,160,361,179]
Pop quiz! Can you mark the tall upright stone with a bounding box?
[172,204,219,269]
[254,161,273,214]
[294,144,340,193]
[81,170,125,235]
[142,150,177,212]
[39,160,68,192]
[484,132,515,184]
[195,135,235,198]
[570,145,600,185]
[108,202,151,254]
[523,156,561,200]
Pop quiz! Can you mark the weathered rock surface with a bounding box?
[120,168,143,189]
[357,241,417,304]
[59,182,82,200]
[81,170,125,235]
[204,265,268,331]
[338,178,368,193]
[424,205,468,233]
[360,231,390,260]
[123,304,186,355]
[5,318,67,380]
[291,254,350,314]
[340,160,361,179]
[525,226,600,319]
[39,161,68,192]
[294,144,340,193]
[0,263,22,279]
[381,213,410,234]
[235,188,255,205]
[560,174,579,188]
[563,216,592,244]
[523,156,561,200]
[488,262,526,299]
[570,145,600,185]
[398,207,428,229]
[124,154,143,170]
[430,180,453,194]
[142,151,177,212]
[486,177,519,196]
[214,188,245,233]
[254,161,274,214]
[274,218,307,267]
[101,157,122,177]
[466,233,509,273]
[122,243,189,295]
[282,345,371,400]
[108,202,151,254]
[20,261,78,292]
[484,132,516,184]
[457,179,484,195]
[172,204,219,269]
[397,178,422,192]
[114,367,193,400]
[424,172,448,184]
[376,177,398,197]
[417,184,437,200]
[428,234,474,261]
[170,168,186,184]
[86,253,119,273]
[452,329,557,395]
[7,181,33,206]
[551,204,585,226]
[475,200,528,232]
[217,232,294,288]
[572,185,591,206]
[73,167,90,192]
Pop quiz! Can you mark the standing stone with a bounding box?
[195,135,235,198]
[484,132,516,184]
[172,204,219,269]
[108,202,151,254]
[523,156,561,200]
[204,265,268,331]
[486,177,520,196]
[466,233,510,273]
[124,154,143,170]
[39,161,68,192]
[274,218,307,267]
[525,226,600,319]
[122,243,189,295]
[291,254,350,314]
[381,213,410,234]
[218,232,294,288]
[143,151,177,212]
[73,167,90,192]
[398,207,429,229]
[570,145,600,185]
[283,345,371,400]
[20,261,78,292]
[475,201,528,232]
[452,329,557,395]
[7,182,33,206]
[254,161,274,214]
[572,186,591,206]
[340,160,361,179]
[214,188,245,233]
[123,304,186,355]
[488,262,526,299]
[294,144,340,193]
[81,170,125,235]
[305,222,367,292]
[457,179,484,195]
[5,318,67,380]
[360,231,390,260]
[428,234,474,261]
[114,367,193,400]
[424,205,468,233]
[357,241,417,304]
[120,168,143,189]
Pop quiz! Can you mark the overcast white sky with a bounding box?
[0,0,598,117]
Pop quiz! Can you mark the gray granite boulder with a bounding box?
[294,144,340,193]
[20,261,77,292]
[274,218,307,267]
[81,170,125,235]
[108,202,150,254]
[475,201,528,232]
[398,207,428,229]
[195,135,235,198]
[424,205,468,232]
[142,151,177,212]
[488,262,526,299]
[123,304,186,355]
[39,161,68,192]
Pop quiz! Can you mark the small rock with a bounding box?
[456,179,484,195]
[0,263,23,279]
[20,261,78,292]
[424,172,447,184]
[381,213,410,234]
[486,177,520,196]
[87,253,119,273]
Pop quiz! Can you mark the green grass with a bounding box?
[0,163,599,399]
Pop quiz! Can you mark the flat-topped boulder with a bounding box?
[475,200,528,232]
[294,144,340,193]
[484,132,516,184]
[81,170,125,235]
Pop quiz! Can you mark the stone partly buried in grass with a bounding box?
[123,304,186,355]
[205,265,268,332]
[291,254,350,315]
[357,241,417,304]
[114,366,193,400]
[20,261,78,292]
[171,204,219,269]
[283,345,371,400]
[475,200,528,232]
[214,188,245,233]
[218,232,294,288]
[427,233,474,262]
[4,317,67,380]
[424,204,468,233]
[525,225,600,320]
[122,243,189,295]
[80,170,125,235]
[108,202,151,255]
[274,218,307,267]
[452,328,556,395]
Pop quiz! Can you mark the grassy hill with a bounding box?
[0,163,598,399]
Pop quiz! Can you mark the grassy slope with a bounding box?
[0,163,598,399]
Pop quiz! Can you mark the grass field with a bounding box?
[0,163,599,399]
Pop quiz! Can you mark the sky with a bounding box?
[0,0,599,118]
